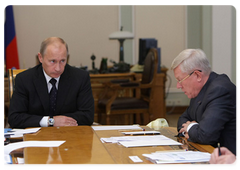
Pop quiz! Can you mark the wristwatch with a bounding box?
[48,117,55,127]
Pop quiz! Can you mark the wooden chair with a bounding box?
[98,48,159,125]
[5,69,26,127]
[2,101,9,128]
[8,69,26,98]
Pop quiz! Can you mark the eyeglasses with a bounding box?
[177,70,202,84]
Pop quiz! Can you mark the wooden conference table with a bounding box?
[11,126,214,164]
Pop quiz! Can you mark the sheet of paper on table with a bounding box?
[91,125,142,131]
[143,151,211,164]
[101,135,182,147]
[4,140,66,155]
[4,154,12,164]
[4,127,41,138]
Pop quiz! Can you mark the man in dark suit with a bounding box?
[8,37,94,128]
[171,49,236,155]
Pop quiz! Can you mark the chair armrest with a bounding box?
[120,82,139,87]
[139,83,153,89]
[110,79,139,87]
[108,81,140,89]
[111,79,130,84]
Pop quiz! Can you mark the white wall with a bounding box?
[13,6,119,70]
[134,6,186,79]
[13,5,186,76]
[212,6,235,81]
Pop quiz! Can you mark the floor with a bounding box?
[165,106,187,127]
[165,112,182,127]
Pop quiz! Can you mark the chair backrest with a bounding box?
[141,48,158,96]
[8,69,26,98]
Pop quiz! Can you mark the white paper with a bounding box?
[143,151,211,164]
[101,135,182,147]
[4,127,41,138]
[119,139,182,147]
[129,156,143,163]
[17,157,25,164]
[4,154,12,164]
[92,125,142,131]
[4,141,65,155]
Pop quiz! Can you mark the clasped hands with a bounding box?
[179,121,196,139]
[52,116,78,127]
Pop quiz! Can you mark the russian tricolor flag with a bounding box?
[5,5,20,70]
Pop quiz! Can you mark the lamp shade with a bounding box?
[109,31,134,39]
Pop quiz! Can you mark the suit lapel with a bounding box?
[191,72,216,121]
[55,65,72,113]
[33,65,50,114]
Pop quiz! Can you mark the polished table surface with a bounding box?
[19,126,214,164]
[23,126,115,164]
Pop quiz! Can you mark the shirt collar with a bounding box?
[42,69,60,83]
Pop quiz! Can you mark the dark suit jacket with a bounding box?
[177,72,236,155]
[8,64,94,128]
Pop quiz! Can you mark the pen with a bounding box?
[130,133,160,136]
[218,143,221,156]
[174,133,184,137]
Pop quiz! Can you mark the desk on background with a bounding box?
[9,126,214,164]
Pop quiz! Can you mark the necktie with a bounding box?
[49,78,57,117]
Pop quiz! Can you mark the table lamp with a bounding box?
[109,27,134,62]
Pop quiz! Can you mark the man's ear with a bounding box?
[38,52,43,63]
[196,70,202,82]
[67,54,69,64]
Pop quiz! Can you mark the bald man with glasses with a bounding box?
[171,49,236,155]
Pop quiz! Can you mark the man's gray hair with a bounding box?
[171,49,211,75]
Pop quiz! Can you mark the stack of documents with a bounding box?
[143,151,211,164]
[101,135,182,147]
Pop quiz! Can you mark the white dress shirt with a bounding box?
[39,69,60,127]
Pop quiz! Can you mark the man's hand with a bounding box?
[209,147,236,164]
[53,116,78,126]
[179,121,196,139]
